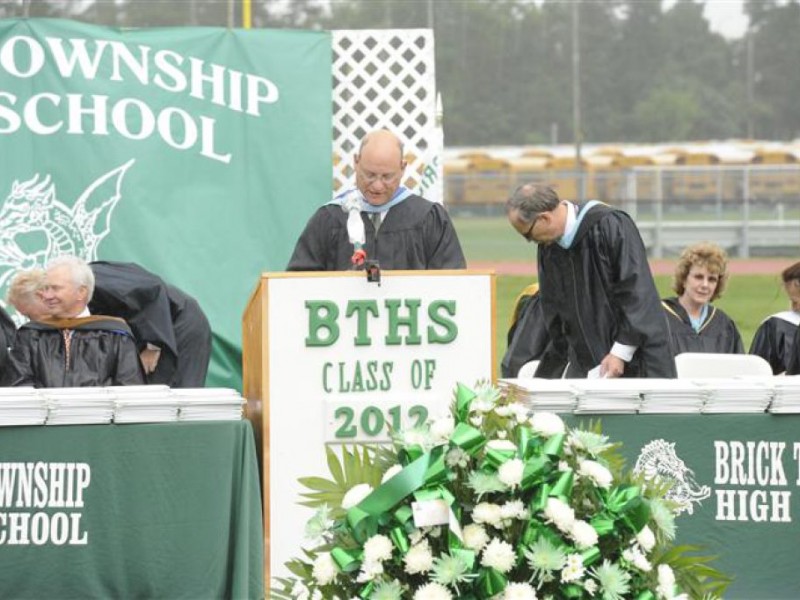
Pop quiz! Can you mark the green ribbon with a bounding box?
[605,485,650,533]
[589,516,615,536]
[455,383,476,422]
[548,469,574,502]
[389,525,409,554]
[580,546,601,566]
[452,547,476,571]
[358,581,374,599]
[330,547,361,572]
[541,432,566,457]
[520,455,550,490]
[346,445,445,542]
[476,567,507,598]
[482,443,517,470]
[562,584,585,598]
[451,422,486,456]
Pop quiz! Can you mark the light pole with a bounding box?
[572,1,584,201]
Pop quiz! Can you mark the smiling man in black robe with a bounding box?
[506,184,675,379]
[7,255,144,387]
[287,129,466,271]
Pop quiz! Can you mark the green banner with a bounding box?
[0,421,264,598]
[0,18,333,389]
[568,414,800,598]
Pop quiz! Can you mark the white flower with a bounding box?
[413,582,453,600]
[381,464,403,483]
[404,539,434,574]
[498,458,525,489]
[578,460,613,489]
[463,523,490,551]
[623,546,652,572]
[481,538,517,573]
[500,499,527,520]
[657,563,676,599]
[584,579,598,595]
[494,405,513,417]
[470,415,483,427]
[471,384,501,413]
[341,483,373,510]
[560,553,585,583]
[636,525,656,552]
[356,559,384,582]
[430,416,455,442]
[445,447,470,468]
[508,402,530,423]
[409,529,425,546]
[504,582,538,600]
[472,502,503,527]
[401,428,433,449]
[304,504,334,545]
[363,534,393,563]
[312,552,338,585]
[290,580,310,600]
[529,412,565,437]
[543,497,575,533]
[569,519,598,549]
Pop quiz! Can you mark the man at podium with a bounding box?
[287,129,466,271]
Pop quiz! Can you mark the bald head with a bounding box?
[355,129,407,206]
[358,129,404,157]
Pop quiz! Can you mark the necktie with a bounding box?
[62,329,73,369]
[370,212,382,233]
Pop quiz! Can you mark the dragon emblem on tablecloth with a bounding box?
[0,160,133,322]
[634,439,711,515]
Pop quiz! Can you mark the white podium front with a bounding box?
[242,270,496,583]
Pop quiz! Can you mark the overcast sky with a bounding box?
[667,0,750,39]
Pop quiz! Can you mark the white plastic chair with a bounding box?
[674,353,773,379]
[517,360,540,378]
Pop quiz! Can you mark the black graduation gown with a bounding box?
[8,317,144,387]
[501,286,554,378]
[749,312,800,375]
[786,324,800,376]
[286,194,466,271]
[535,202,676,379]
[89,261,212,388]
[0,305,17,386]
[661,297,744,356]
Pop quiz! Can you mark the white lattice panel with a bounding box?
[332,29,443,203]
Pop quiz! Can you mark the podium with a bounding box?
[242,270,495,583]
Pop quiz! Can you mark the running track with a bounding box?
[469,258,793,277]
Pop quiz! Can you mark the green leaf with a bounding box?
[298,476,342,493]
[326,446,345,485]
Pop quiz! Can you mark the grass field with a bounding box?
[451,216,792,372]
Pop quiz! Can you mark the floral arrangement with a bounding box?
[273,382,729,600]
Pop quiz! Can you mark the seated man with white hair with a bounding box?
[7,255,144,387]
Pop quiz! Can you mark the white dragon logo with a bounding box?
[634,439,711,515]
[0,160,133,322]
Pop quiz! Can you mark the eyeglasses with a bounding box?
[359,169,401,185]
[361,172,400,185]
[521,214,543,242]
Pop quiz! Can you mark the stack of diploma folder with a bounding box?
[0,387,47,426]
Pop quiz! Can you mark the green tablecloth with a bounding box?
[569,414,800,599]
[0,420,264,599]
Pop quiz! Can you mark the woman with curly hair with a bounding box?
[661,242,744,355]
[749,260,800,374]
